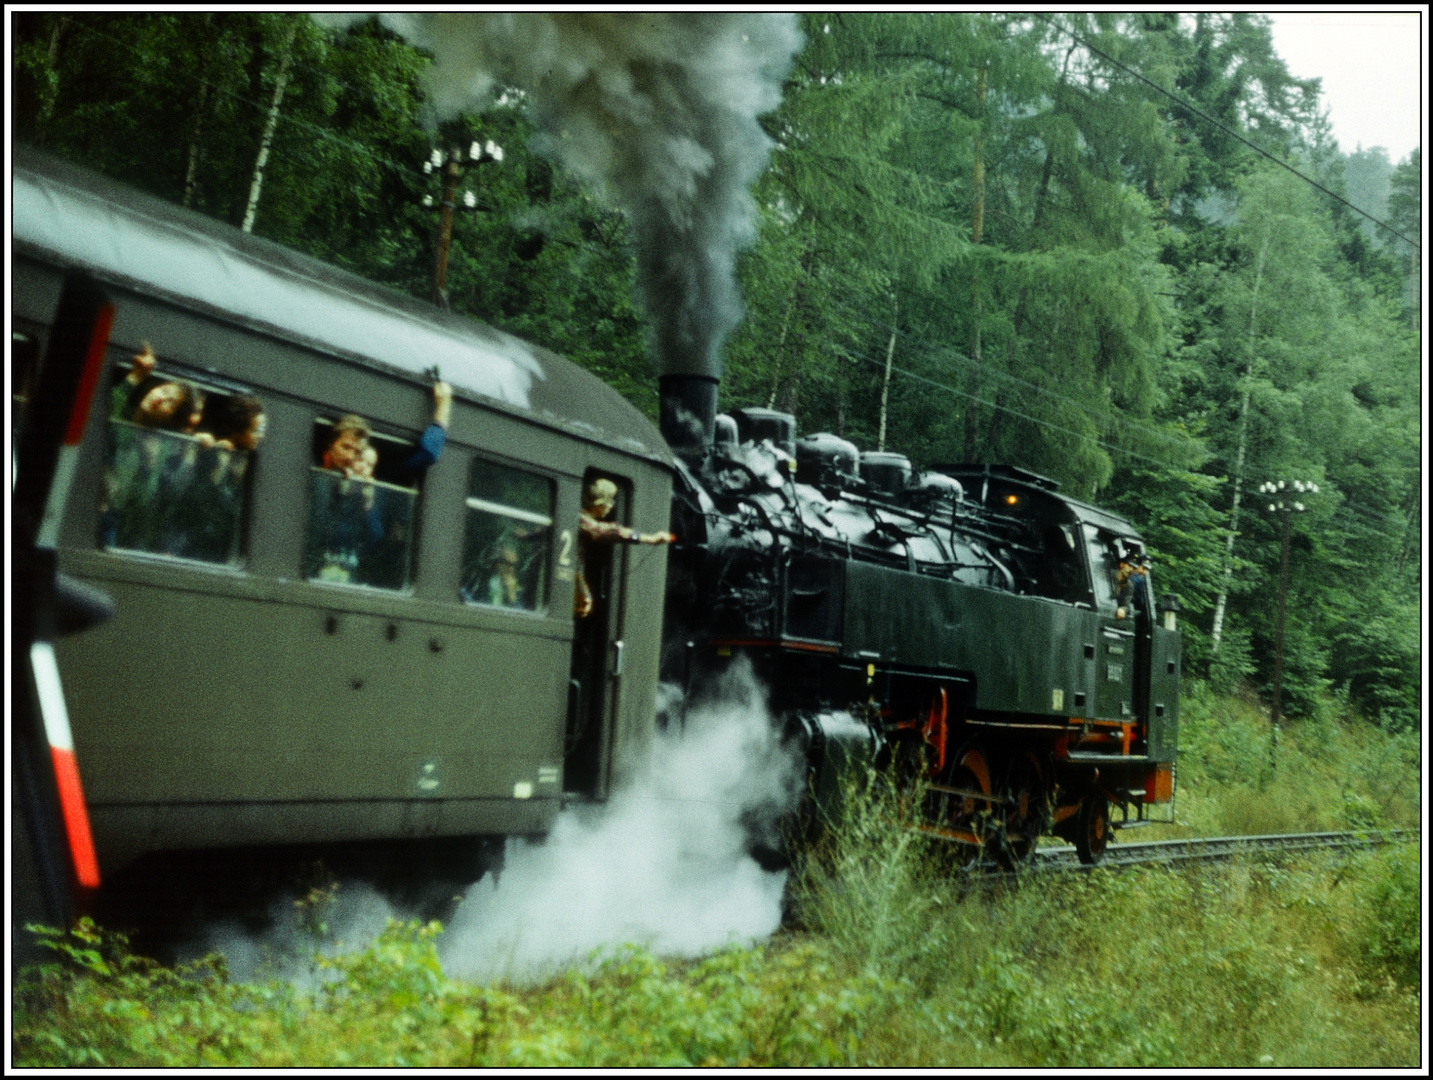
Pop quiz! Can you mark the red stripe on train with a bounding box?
[63,302,117,447]
[49,747,101,888]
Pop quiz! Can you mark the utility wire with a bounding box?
[819,290,1202,456]
[777,294,1413,542]
[1033,13,1421,251]
[838,344,1189,472]
[807,288,1413,539]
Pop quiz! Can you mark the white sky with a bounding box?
[1265,10,1425,164]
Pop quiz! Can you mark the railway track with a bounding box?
[1030,827,1419,873]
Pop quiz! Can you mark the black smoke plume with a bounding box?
[324,13,802,381]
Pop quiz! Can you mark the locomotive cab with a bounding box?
[677,436,1180,867]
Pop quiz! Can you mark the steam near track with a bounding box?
[440,662,800,984]
[179,664,800,987]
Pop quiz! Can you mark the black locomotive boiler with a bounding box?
[13,145,1177,907]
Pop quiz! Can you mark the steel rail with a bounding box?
[1030,828,1419,873]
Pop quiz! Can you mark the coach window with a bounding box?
[304,419,429,590]
[97,347,261,565]
[460,460,554,612]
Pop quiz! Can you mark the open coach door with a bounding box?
[564,471,637,800]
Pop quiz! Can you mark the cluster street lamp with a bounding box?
[424,139,504,308]
[1259,479,1318,735]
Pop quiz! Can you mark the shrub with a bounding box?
[1343,843,1421,986]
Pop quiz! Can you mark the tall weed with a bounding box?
[788,765,952,980]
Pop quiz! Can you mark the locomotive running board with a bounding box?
[908,822,1027,848]
[924,782,1009,805]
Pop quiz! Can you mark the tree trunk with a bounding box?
[768,224,817,411]
[241,17,298,234]
[32,15,72,144]
[182,15,218,210]
[1210,233,1271,651]
[1031,44,1075,235]
[766,281,801,410]
[964,55,988,461]
[877,290,898,451]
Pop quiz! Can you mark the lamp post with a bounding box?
[1259,479,1317,734]
[424,139,503,309]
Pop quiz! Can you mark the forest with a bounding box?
[13,12,1422,731]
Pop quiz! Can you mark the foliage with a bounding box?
[1341,843,1422,987]
[1153,678,1420,838]
[12,11,1419,725]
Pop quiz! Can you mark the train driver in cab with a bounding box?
[1115,551,1151,621]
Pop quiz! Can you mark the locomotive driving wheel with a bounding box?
[1073,791,1110,865]
[998,754,1047,867]
[935,741,995,868]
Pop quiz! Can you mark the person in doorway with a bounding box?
[573,477,674,617]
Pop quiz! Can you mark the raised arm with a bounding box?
[432,380,453,429]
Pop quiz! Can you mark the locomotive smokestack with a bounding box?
[320,14,802,453]
[659,374,719,458]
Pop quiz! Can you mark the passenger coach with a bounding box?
[13,147,675,874]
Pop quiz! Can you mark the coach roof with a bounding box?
[13,145,672,466]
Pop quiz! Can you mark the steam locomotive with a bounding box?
[657,391,1180,866]
[13,146,1177,913]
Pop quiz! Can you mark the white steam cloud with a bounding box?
[317,12,803,379]
[178,665,799,988]
[439,662,799,985]
[178,880,404,990]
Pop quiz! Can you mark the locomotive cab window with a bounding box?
[304,418,433,590]
[1084,526,1123,613]
[461,460,554,612]
[97,348,263,565]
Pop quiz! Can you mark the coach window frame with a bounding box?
[302,417,428,592]
[95,349,261,570]
[459,455,558,614]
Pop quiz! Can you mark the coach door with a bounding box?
[565,471,632,799]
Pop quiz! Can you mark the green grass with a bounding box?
[1141,678,1421,840]
[12,681,1423,1068]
